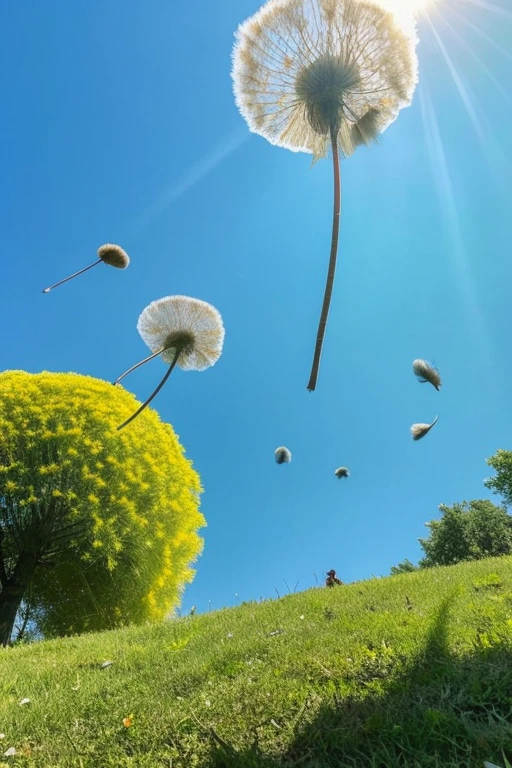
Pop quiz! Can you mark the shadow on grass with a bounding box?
[204,598,512,768]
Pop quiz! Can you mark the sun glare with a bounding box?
[378,0,438,21]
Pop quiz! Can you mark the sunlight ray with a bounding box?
[419,80,492,363]
[425,12,487,144]
[464,0,512,20]
[448,5,512,62]
[437,9,511,102]
[133,129,249,235]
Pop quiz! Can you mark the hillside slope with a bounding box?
[1,557,512,767]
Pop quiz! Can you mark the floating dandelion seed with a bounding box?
[412,359,441,390]
[232,0,418,391]
[115,296,224,430]
[334,466,350,478]
[411,415,439,441]
[275,446,292,464]
[42,243,130,293]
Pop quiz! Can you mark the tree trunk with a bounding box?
[0,554,38,647]
[0,582,26,646]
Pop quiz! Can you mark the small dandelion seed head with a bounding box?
[334,466,350,478]
[137,296,225,371]
[97,243,130,269]
[275,446,292,464]
[410,415,439,441]
[412,359,441,390]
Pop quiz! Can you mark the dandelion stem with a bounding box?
[114,347,168,386]
[117,350,180,431]
[42,259,102,294]
[307,122,341,392]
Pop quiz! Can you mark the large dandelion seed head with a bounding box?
[97,243,130,269]
[275,446,292,464]
[137,296,225,371]
[232,0,419,159]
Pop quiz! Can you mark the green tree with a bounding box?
[419,500,512,568]
[390,558,418,575]
[485,449,512,507]
[0,370,204,645]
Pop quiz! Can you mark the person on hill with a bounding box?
[325,569,343,587]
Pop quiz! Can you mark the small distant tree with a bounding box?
[485,449,512,508]
[0,371,205,645]
[418,500,512,568]
[390,559,418,576]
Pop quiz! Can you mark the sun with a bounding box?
[377,0,438,20]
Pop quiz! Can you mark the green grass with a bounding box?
[1,557,512,767]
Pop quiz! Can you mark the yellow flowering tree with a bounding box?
[0,370,204,645]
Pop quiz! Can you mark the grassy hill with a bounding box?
[1,557,512,767]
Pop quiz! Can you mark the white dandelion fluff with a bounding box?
[232,0,418,391]
[275,446,292,464]
[42,243,129,293]
[334,466,350,478]
[412,359,442,391]
[115,295,225,430]
[411,414,439,441]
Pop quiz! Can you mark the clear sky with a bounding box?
[1,0,511,615]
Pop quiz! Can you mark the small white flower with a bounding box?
[205,699,211,708]
[226,632,233,639]
[0,734,5,739]
[299,614,305,620]
[19,698,30,706]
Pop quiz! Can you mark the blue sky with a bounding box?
[1,0,511,615]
